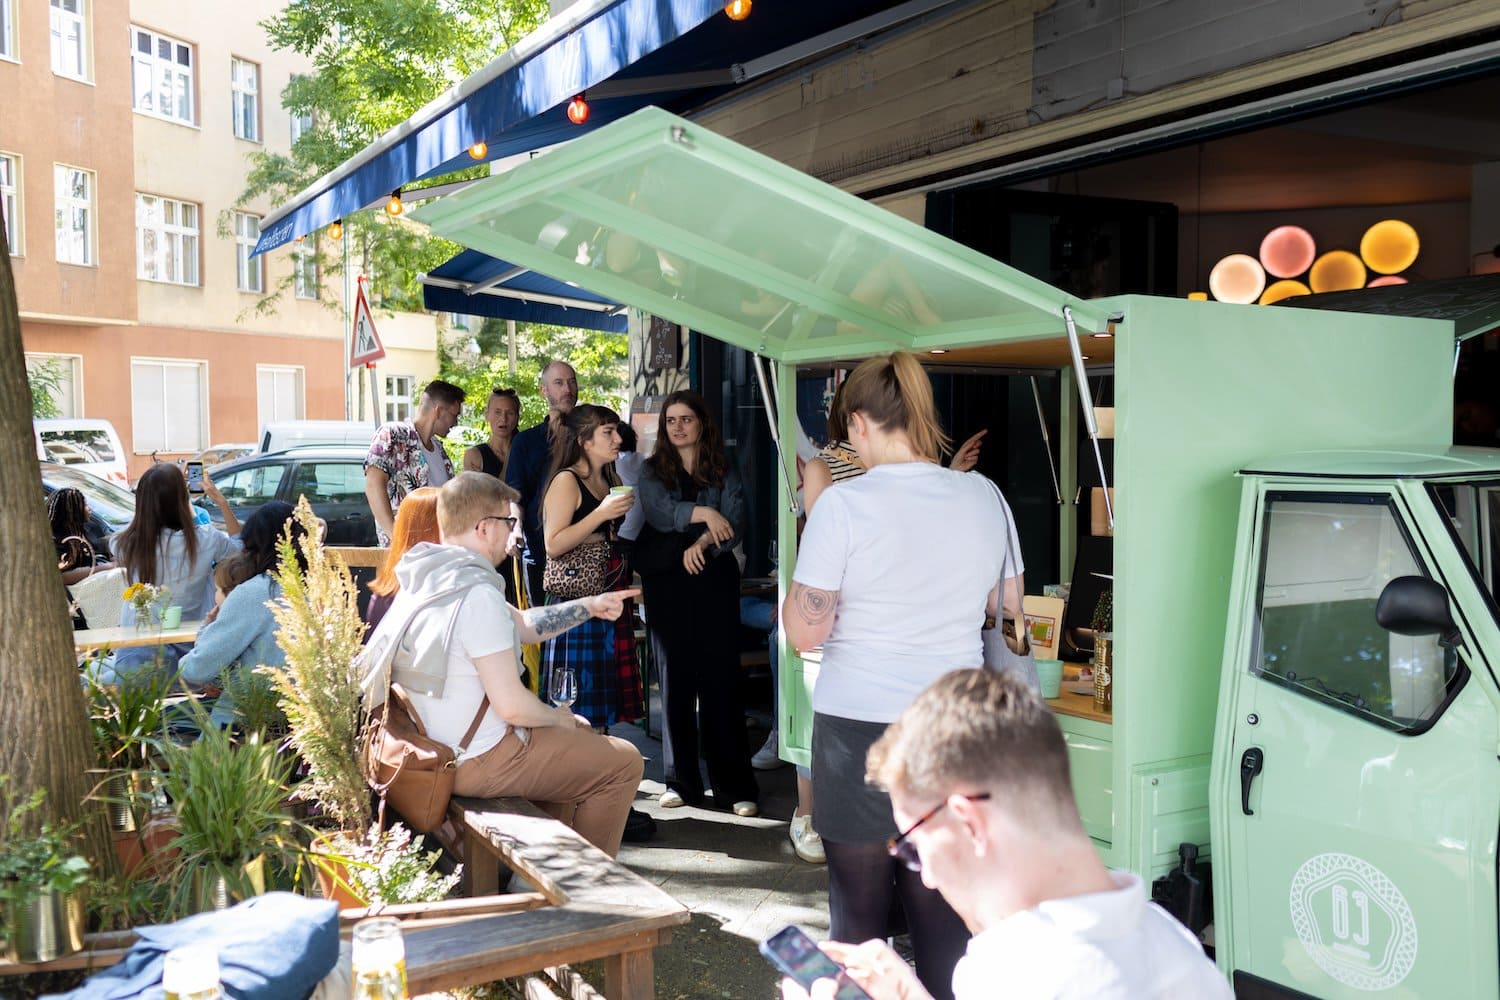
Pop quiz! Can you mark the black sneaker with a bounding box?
[622,808,657,843]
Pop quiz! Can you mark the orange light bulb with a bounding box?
[385,190,403,217]
[468,140,487,160]
[567,94,589,125]
[328,220,343,241]
[725,0,751,20]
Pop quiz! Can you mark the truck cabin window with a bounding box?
[1253,496,1459,732]
[1430,482,1500,608]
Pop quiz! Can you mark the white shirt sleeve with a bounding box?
[792,489,852,592]
[456,585,516,663]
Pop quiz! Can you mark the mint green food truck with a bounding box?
[412,107,1500,997]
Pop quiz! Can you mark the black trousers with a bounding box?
[642,554,758,805]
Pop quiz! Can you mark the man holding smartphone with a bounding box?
[781,669,1229,1000]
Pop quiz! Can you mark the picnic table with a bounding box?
[73,620,204,654]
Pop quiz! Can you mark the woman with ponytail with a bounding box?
[781,352,1023,1000]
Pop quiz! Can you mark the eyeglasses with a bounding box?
[886,792,991,872]
[478,514,518,532]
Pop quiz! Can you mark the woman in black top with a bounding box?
[463,387,521,478]
[49,487,113,629]
[637,390,759,815]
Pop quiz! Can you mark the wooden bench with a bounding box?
[407,795,689,999]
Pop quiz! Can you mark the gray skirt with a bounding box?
[811,712,897,845]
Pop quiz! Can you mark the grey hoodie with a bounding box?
[359,542,504,704]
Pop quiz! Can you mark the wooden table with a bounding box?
[74,620,204,654]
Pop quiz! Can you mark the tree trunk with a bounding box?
[0,226,114,871]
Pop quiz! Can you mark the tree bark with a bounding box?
[0,225,114,870]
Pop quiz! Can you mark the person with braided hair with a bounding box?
[48,486,113,586]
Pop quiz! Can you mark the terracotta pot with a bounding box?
[312,834,369,910]
[112,810,178,878]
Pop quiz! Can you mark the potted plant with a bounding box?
[0,785,91,963]
[85,664,171,832]
[152,716,309,917]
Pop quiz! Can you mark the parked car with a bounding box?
[40,462,135,553]
[195,447,377,546]
[34,419,129,487]
[188,443,257,469]
[259,421,376,454]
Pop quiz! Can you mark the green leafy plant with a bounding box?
[218,662,289,743]
[86,663,172,772]
[321,824,462,906]
[0,784,91,906]
[153,713,309,916]
[267,498,371,833]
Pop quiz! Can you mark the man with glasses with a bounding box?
[785,669,1228,1000]
[364,472,645,857]
[506,360,579,605]
[364,378,466,546]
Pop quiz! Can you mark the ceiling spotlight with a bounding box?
[928,349,948,355]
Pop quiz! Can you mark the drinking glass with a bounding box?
[351,917,407,999]
[550,664,578,710]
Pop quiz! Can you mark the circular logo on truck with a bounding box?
[1289,853,1417,991]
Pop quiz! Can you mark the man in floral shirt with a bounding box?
[363,379,465,546]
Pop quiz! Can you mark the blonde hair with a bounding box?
[839,352,949,462]
[437,471,519,540]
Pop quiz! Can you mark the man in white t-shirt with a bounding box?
[784,669,1231,1000]
[367,472,644,857]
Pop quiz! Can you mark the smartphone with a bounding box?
[759,926,873,1000]
[184,461,205,493]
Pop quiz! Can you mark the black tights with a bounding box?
[825,839,970,1000]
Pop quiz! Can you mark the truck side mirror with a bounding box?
[1376,575,1461,648]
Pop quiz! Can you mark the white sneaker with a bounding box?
[789,813,826,864]
[751,730,786,770]
[733,801,760,818]
[659,789,685,808]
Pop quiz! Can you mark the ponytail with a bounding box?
[839,351,950,462]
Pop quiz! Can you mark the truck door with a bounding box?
[1218,489,1500,998]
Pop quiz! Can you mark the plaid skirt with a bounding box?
[541,547,642,727]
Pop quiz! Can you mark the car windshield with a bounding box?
[44,465,135,529]
[40,429,117,464]
[1430,481,1500,609]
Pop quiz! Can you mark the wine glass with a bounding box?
[549,664,577,711]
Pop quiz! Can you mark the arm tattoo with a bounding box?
[791,582,837,626]
[525,600,593,640]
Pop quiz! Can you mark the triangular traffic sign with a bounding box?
[349,283,386,367]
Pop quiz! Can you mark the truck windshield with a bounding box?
[1430,481,1500,609]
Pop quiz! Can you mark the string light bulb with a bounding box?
[328,219,343,241]
[567,93,589,125]
[468,140,488,160]
[725,0,751,20]
[385,189,404,217]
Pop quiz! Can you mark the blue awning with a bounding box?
[421,249,629,333]
[254,0,966,255]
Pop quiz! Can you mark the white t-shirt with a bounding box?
[405,585,515,761]
[420,433,452,487]
[951,872,1231,1000]
[793,463,1022,723]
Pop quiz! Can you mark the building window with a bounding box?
[26,353,82,418]
[130,358,206,453]
[135,194,199,285]
[293,242,318,299]
[0,0,17,62]
[1,153,19,256]
[231,58,259,142]
[130,27,193,124]
[289,74,313,144]
[256,365,304,429]
[234,211,262,292]
[385,375,414,423]
[53,163,93,265]
[49,0,88,81]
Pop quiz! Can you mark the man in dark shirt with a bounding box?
[505,360,578,606]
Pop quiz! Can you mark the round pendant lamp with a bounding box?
[1360,220,1419,275]
[1259,279,1312,305]
[1208,254,1266,304]
[1259,226,1317,279]
[1368,275,1408,288]
[1309,251,1366,293]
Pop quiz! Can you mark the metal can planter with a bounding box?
[1093,634,1113,713]
[5,887,87,963]
[190,855,267,913]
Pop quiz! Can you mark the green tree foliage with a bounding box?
[28,358,63,419]
[438,320,631,459]
[236,0,551,313]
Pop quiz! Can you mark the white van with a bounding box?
[259,420,377,454]
[34,419,129,486]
